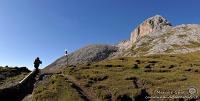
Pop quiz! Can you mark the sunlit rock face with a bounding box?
[130,15,172,44]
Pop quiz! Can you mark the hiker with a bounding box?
[34,57,42,72]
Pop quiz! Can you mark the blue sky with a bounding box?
[0,0,200,70]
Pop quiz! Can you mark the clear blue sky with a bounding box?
[0,0,200,70]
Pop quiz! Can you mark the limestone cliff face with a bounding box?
[130,15,172,44]
[116,15,200,56]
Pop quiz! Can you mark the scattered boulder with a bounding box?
[134,89,150,101]
[117,94,132,101]
[132,64,139,69]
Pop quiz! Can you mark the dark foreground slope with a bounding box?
[0,67,33,101]
[0,67,30,89]
[33,51,200,101]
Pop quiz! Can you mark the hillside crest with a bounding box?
[45,15,200,70]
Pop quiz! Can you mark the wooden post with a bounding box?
[65,49,68,68]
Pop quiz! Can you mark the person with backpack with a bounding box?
[34,57,42,72]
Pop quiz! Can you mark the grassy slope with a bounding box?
[64,51,200,100]
[34,51,200,101]
[32,74,85,101]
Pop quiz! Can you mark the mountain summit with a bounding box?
[130,15,172,44]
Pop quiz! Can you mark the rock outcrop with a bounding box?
[130,15,172,44]
[123,24,200,56]
[116,40,132,51]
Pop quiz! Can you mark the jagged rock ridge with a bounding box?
[132,24,200,55]
[130,15,172,44]
[117,15,200,56]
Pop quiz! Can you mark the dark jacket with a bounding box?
[34,58,42,68]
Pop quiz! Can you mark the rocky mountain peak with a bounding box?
[130,15,172,44]
[45,15,200,72]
